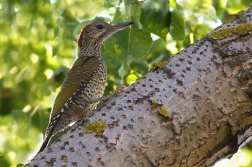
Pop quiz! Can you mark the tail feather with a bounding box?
[36,118,59,155]
[36,132,52,155]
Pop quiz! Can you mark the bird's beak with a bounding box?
[112,21,134,29]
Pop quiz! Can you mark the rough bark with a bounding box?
[25,7,252,167]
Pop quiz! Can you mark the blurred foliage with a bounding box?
[0,0,252,166]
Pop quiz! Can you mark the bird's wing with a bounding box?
[50,56,100,118]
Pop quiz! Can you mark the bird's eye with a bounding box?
[96,24,103,29]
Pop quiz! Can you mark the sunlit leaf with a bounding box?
[140,0,171,40]
[103,28,152,77]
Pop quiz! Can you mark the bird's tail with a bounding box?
[36,132,52,155]
[36,113,63,156]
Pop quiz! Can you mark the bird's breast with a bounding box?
[82,60,107,100]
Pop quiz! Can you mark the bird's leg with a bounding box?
[100,84,126,102]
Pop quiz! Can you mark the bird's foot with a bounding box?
[100,84,126,103]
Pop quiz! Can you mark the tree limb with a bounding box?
[24,6,252,167]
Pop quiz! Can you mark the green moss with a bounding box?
[224,10,244,23]
[61,155,68,162]
[209,23,252,40]
[233,23,252,35]
[84,121,106,135]
[151,99,158,105]
[151,61,168,70]
[209,27,233,39]
[159,106,169,117]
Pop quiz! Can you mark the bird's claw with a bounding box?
[99,84,127,103]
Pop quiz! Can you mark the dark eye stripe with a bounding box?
[96,24,103,29]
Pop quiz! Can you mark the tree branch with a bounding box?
[25,6,252,167]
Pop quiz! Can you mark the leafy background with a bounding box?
[0,0,252,166]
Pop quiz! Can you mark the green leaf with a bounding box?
[124,0,136,6]
[130,60,149,74]
[140,0,171,40]
[102,41,121,68]
[104,0,121,8]
[102,28,152,77]
[38,108,50,135]
[0,154,11,167]
[241,0,252,7]
[0,88,15,116]
[52,66,69,84]
[159,0,170,16]
[170,5,185,40]
[12,110,27,124]
[61,9,77,22]
[118,64,127,78]
[131,1,142,21]
[17,163,24,167]
[3,0,15,19]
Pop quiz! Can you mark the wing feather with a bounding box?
[50,56,99,118]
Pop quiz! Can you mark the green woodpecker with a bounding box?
[37,21,134,154]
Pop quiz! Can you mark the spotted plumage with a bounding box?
[37,21,134,154]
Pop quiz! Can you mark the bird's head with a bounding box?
[77,21,134,52]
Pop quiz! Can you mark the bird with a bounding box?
[37,21,134,154]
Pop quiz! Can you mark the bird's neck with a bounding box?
[79,45,102,57]
[78,39,103,57]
